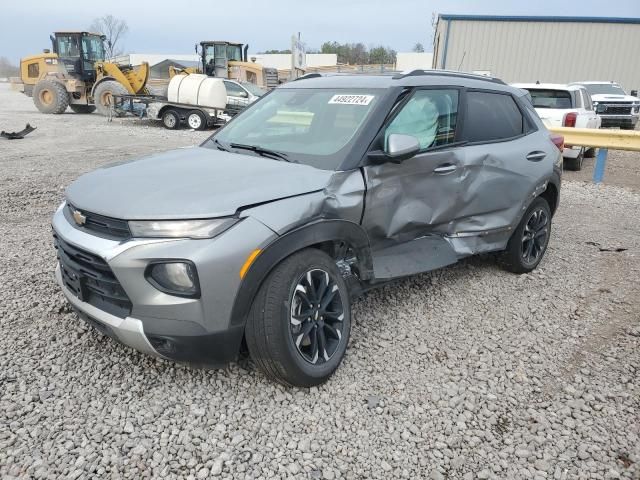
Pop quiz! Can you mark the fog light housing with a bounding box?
[145,261,200,298]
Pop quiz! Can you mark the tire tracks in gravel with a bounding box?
[543,247,640,396]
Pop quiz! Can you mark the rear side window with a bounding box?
[526,89,572,109]
[27,63,39,78]
[465,92,524,143]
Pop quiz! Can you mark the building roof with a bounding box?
[438,14,640,25]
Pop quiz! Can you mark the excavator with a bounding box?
[17,31,150,115]
[170,41,279,89]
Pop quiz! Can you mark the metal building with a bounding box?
[432,15,640,92]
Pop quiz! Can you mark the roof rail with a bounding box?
[393,69,506,85]
[294,73,323,81]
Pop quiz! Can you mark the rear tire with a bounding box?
[584,148,597,158]
[94,80,128,116]
[187,110,208,130]
[32,80,69,114]
[69,104,96,114]
[564,148,584,171]
[162,109,181,130]
[245,249,351,387]
[501,197,552,274]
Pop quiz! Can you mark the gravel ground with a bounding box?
[1,83,639,479]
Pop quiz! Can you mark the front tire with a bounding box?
[94,80,128,116]
[245,249,351,387]
[32,80,69,114]
[501,197,552,274]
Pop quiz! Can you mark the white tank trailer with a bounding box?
[167,74,227,109]
[146,74,229,130]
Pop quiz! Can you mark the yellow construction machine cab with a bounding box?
[197,41,278,88]
[199,41,248,78]
[49,31,107,83]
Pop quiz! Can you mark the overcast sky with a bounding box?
[1,0,639,63]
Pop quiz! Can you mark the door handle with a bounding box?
[526,151,546,162]
[434,164,457,174]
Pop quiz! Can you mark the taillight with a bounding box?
[563,112,577,127]
[550,134,564,152]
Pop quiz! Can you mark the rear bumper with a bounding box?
[563,146,582,159]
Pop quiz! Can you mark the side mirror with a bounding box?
[385,134,421,162]
[631,89,638,97]
[238,90,249,98]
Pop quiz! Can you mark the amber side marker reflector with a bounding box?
[240,249,261,279]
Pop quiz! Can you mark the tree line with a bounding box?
[259,42,426,65]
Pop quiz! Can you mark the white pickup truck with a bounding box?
[513,83,601,171]
[570,81,640,130]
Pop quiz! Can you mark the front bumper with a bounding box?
[56,264,162,358]
[52,203,276,365]
[599,114,638,128]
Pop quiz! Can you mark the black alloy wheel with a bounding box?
[521,207,549,266]
[289,268,345,365]
[245,248,352,387]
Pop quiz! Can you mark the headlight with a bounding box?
[128,218,237,239]
[146,261,200,297]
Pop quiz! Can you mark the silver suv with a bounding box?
[53,71,562,386]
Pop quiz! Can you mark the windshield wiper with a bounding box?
[213,138,229,152]
[229,143,293,162]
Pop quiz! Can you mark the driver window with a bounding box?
[385,89,458,151]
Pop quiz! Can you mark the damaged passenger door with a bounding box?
[362,88,466,278]
[449,90,552,237]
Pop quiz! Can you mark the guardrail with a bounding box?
[548,127,640,183]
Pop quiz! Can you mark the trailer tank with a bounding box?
[167,74,227,109]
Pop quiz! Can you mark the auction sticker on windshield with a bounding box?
[328,94,375,106]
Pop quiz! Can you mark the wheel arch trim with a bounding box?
[229,219,372,327]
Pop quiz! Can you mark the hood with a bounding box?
[66,147,334,220]
[591,94,639,103]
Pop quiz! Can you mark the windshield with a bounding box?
[208,88,381,170]
[241,82,267,97]
[525,89,572,109]
[583,83,626,96]
[82,35,105,62]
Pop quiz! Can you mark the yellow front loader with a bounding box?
[169,41,279,89]
[17,31,149,115]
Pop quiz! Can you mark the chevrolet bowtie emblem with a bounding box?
[73,209,87,226]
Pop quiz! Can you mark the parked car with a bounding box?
[223,79,266,110]
[513,83,600,170]
[570,81,640,130]
[52,71,562,386]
